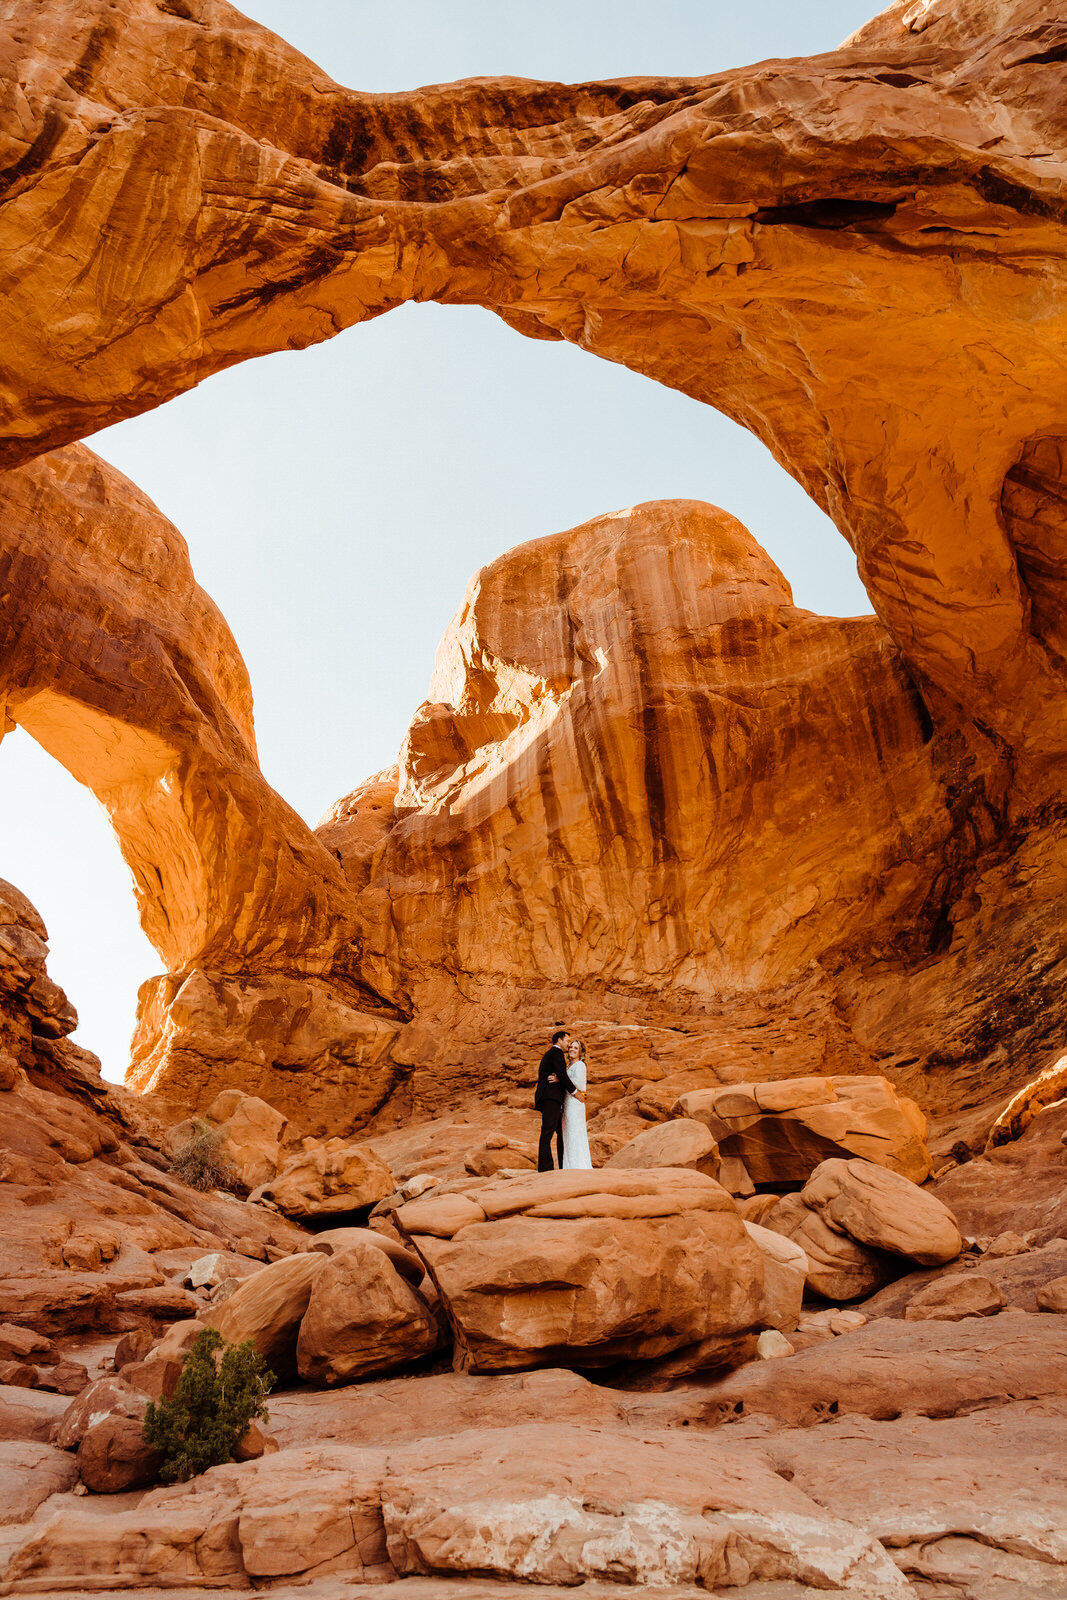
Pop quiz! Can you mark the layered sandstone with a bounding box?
[3,0,1067,768]
[0,447,404,1130]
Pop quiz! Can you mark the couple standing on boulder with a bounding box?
[535,1028,592,1171]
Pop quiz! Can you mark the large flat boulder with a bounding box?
[398,1170,764,1378]
[676,1074,931,1185]
[295,1245,440,1386]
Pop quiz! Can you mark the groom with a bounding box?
[535,1027,580,1171]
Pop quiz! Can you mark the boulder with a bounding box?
[184,1251,262,1291]
[295,1244,440,1386]
[802,1158,963,1267]
[78,1410,161,1494]
[405,1172,764,1376]
[605,1118,718,1175]
[744,1221,807,1333]
[56,1376,161,1493]
[309,1227,424,1285]
[0,1361,36,1389]
[35,1360,89,1395]
[766,1193,894,1302]
[756,1329,794,1361]
[904,1273,1006,1322]
[115,1284,202,1319]
[0,1386,70,1444]
[0,1441,78,1524]
[251,1142,395,1219]
[1038,1275,1067,1313]
[200,1252,326,1377]
[55,1376,143,1451]
[204,1091,288,1190]
[0,1323,54,1363]
[677,1074,931,1184]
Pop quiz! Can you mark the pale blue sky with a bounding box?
[1,0,877,1082]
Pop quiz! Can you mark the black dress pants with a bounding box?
[537,1099,565,1171]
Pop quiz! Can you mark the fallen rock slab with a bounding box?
[0,1442,77,1524]
[697,1310,1067,1427]
[904,1272,1006,1322]
[802,1157,962,1266]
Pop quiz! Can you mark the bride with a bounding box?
[562,1038,593,1169]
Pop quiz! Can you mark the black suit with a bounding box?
[535,1045,577,1171]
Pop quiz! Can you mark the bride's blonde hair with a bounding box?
[571,1037,587,1061]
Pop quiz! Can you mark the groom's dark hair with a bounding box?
[552,1028,568,1044]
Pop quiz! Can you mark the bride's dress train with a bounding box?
[561,1060,592,1169]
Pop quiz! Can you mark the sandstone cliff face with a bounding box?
[316,498,1067,1126]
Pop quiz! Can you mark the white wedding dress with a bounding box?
[561,1060,593,1169]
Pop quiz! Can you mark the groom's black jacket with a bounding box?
[534,1046,576,1110]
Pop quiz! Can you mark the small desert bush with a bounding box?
[168,1120,239,1193]
[142,1328,274,1483]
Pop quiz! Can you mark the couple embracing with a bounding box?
[534,1027,592,1171]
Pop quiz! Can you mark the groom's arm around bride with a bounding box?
[535,1029,576,1171]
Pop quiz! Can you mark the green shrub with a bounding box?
[168,1120,240,1193]
[142,1328,274,1483]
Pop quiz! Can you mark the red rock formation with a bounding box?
[1,0,1067,1139]
[4,0,1067,759]
[0,446,408,1128]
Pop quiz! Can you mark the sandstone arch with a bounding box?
[3,0,1067,1128]
[0,446,406,1127]
[3,0,1067,757]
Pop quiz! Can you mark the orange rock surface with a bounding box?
[4,0,1067,763]
[2,0,1067,1143]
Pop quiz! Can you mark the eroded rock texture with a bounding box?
[0,446,407,1126]
[3,0,1067,1131]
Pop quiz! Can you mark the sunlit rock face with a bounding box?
[5,0,1067,761]
[0,447,408,1130]
[318,497,1066,1125]
[325,498,977,1009]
